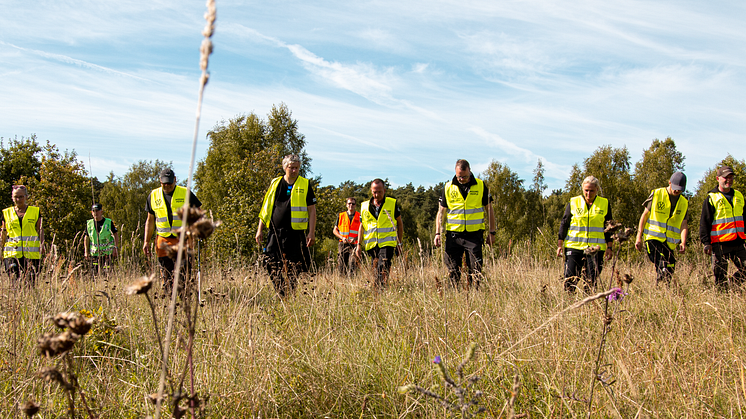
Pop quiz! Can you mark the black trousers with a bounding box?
[4,257,40,286]
[444,231,483,288]
[711,241,746,288]
[563,248,604,291]
[365,246,396,287]
[337,241,356,276]
[265,228,311,296]
[644,240,676,284]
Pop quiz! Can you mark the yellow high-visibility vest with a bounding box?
[360,197,397,251]
[643,188,688,249]
[709,190,745,243]
[444,179,485,232]
[87,218,115,256]
[564,196,608,251]
[151,186,187,238]
[3,206,41,259]
[259,176,310,230]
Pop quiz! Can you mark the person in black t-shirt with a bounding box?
[256,154,317,296]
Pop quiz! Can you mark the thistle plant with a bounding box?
[398,342,486,418]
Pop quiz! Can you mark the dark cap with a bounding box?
[669,172,686,191]
[717,166,734,178]
[91,203,103,211]
[159,168,176,184]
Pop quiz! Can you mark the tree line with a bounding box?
[2,103,743,268]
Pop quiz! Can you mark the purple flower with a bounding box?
[607,288,628,302]
[432,355,441,364]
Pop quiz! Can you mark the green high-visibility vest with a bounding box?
[564,196,608,251]
[151,186,187,238]
[3,206,41,259]
[444,179,485,232]
[360,197,398,251]
[643,188,688,250]
[87,218,115,256]
[259,176,310,230]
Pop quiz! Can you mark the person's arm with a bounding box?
[434,205,446,247]
[604,204,613,260]
[679,219,688,254]
[485,202,495,246]
[255,220,265,245]
[0,220,6,261]
[306,204,316,247]
[355,222,366,259]
[556,203,572,257]
[143,213,155,256]
[396,215,404,244]
[113,227,120,258]
[84,235,90,259]
[701,197,714,254]
[635,207,651,252]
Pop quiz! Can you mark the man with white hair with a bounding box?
[256,154,317,296]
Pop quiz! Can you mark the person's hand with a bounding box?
[486,233,495,246]
[142,242,151,257]
[704,244,712,255]
[433,234,441,248]
[84,253,90,260]
[355,245,362,260]
[556,246,563,257]
[306,231,316,247]
[678,243,686,254]
[255,229,263,245]
[113,248,119,258]
[604,248,613,260]
[634,238,643,252]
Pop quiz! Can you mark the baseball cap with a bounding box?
[160,168,176,183]
[717,166,734,178]
[669,172,686,191]
[91,203,103,211]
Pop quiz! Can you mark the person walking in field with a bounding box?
[256,154,317,297]
[699,166,746,289]
[0,185,43,286]
[333,197,361,276]
[355,178,404,288]
[433,159,495,289]
[85,203,120,277]
[143,168,201,288]
[634,172,689,285]
[557,176,613,292]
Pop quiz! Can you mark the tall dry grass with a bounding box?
[2,246,746,417]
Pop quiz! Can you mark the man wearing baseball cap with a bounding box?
[143,168,201,290]
[634,172,689,284]
[84,203,119,277]
[699,165,746,289]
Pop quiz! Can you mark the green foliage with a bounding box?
[19,143,91,254]
[483,160,529,249]
[633,137,685,196]
[0,135,43,208]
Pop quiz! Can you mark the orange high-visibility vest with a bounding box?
[337,211,361,243]
[709,190,746,243]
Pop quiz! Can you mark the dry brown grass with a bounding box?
[1,249,745,417]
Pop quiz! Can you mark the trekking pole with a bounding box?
[197,239,202,303]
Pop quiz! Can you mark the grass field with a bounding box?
[2,247,746,418]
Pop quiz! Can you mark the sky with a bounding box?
[1,0,744,193]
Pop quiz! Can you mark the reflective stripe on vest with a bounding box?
[564,195,608,251]
[360,197,398,251]
[709,190,746,243]
[151,186,187,238]
[444,179,485,232]
[2,206,41,259]
[643,187,688,250]
[87,218,115,256]
[337,211,361,243]
[258,176,310,230]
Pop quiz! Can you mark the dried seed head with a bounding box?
[604,220,622,233]
[38,366,69,388]
[51,312,77,329]
[68,315,95,336]
[191,218,217,239]
[176,206,205,225]
[21,400,40,417]
[159,242,193,260]
[623,273,634,284]
[146,393,163,405]
[38,331,79,357]
[583,245,600,255]
[126,274,155,295]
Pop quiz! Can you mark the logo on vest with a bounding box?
[155,198,163,207]
[657,201,665,211]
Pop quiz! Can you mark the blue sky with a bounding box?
[1,0,744,193]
